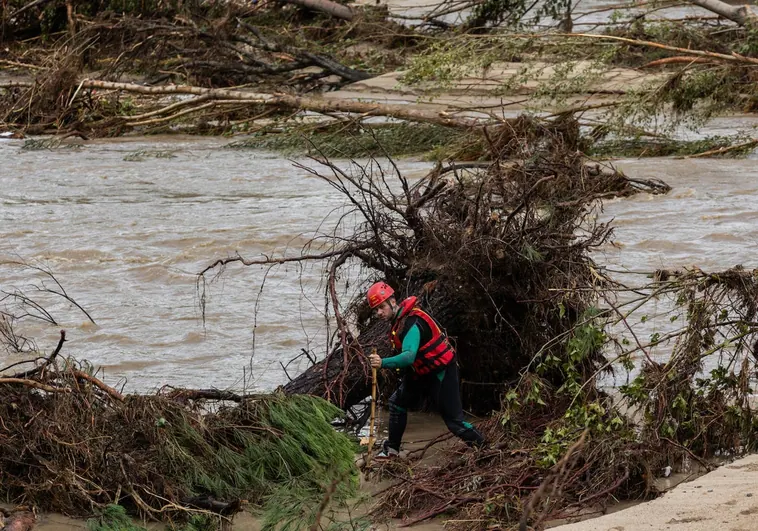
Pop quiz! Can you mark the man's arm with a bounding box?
[381,324,420,369]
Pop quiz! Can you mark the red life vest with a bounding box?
[389,296,454,376]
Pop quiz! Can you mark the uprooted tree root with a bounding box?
[257,114,670,412]
[0,342,357,528]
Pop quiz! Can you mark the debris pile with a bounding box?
[0,334,356,528]
[278,115,670,412]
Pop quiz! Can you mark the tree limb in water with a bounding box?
[235,19,371,82]
[197,243,373,277]
[10,329,66,379]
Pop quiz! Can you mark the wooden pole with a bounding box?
[366,348,378,468]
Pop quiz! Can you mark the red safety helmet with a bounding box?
[367,282,394,309]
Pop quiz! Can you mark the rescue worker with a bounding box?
[366,281,485,458]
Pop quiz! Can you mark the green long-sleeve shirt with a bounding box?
[381,324,420,369]
[381,310,445,381]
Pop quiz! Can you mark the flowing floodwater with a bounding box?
[0,133,756,393]
[0,137,432,391]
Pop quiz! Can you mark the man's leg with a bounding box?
[387,372,422,452]
[434,361,485,447]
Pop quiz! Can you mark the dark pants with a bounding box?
[387,359,485,450]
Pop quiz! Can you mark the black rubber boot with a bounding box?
[387,398,407,452]
[459,426,486,448]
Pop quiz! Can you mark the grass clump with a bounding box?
[87,505,148,531]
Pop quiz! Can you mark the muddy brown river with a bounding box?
[1,132,756,393]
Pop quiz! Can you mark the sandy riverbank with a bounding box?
[552,454,758,531]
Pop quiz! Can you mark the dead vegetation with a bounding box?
[0,0,421,136]
[0,335,358,528]
[3,0,758,157]
[0,271,358,529]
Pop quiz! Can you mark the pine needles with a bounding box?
[0,368,357,527]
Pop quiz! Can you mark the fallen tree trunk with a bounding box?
[234,20,372,82]
[689,0,757,25]
[282,0,355,21]
[77,80,479,128]
[559,33,758,66]
[281,320,392,408]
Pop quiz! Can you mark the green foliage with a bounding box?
[116,97,138,117]
[737,22,758,56]
[123,150,179,162]
[667,68,738,116]
[87,505,147,531]
[468,0,571,29]
[87,505,220,531]
[260,485,372,531]
[401,37,510,89]
[398,20,758,138]
[525,307,633,467]
[536,401,628,467]
[224,122,462,159]
[155,394,357,517]
[536,307,606,394]
[620,365,756,453]
[588,135,754,158]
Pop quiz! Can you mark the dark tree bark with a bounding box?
[281,320,393,408]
